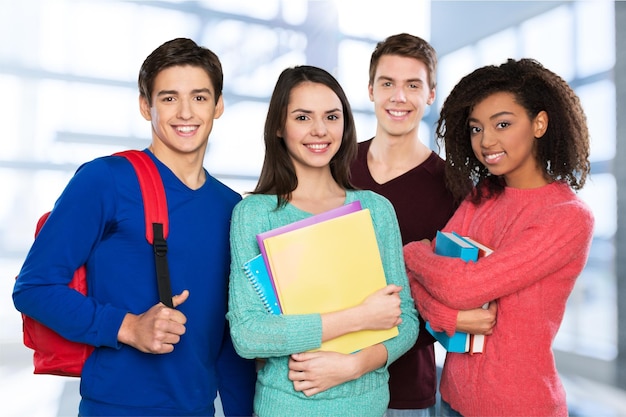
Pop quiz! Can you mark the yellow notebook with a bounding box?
[261,209,398,354]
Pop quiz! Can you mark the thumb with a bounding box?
[172,289,190,308]
[385,284,402,294]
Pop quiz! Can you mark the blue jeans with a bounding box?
[439,398,463,417]
[385,406,437,417]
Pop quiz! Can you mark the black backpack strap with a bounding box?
[152,223,173,308]
[114,150,173,308]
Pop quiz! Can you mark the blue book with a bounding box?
[434,231,479,262]
[425,322,469,352]
[426,231,480,353]
[243,254,282,314]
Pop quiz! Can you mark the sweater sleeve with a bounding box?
[216,323,256,417]
[13,158,127,348]
[227,196,324,359]
[408,270,458,335]
[403,192,594,311]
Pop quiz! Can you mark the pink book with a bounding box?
[255,200,362,312]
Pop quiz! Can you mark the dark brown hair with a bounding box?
[436,58,590,204]
[253,65,357,208]
[369,33,437,90]
[138,38,223,105]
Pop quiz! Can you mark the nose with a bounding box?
[390,86,406,103]
[311,118,328,137]
[480,127,497,148]
[177,99,193,120]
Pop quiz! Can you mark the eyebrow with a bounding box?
[469,111,515,123]
[376,75,425,84]
[290,108,343,115]
[156,88,213,97]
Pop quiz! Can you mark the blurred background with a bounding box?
[1,0,625,416]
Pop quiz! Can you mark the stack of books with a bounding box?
[425,231,493,354]
[242,201,398,354]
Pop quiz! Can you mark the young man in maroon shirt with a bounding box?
[350,33,455,417]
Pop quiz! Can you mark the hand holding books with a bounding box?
[425,231,494,354]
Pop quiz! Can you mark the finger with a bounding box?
[291,352,317,362]
[172,289,190,308]
[302,387,318,397]
[382,284,402,294]
[288,360,306,372]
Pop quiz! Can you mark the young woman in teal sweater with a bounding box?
[227,65,418,417]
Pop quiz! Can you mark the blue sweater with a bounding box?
[227,191,419,417]
[13,150,256,416]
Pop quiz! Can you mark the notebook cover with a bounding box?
[261,208,398,354]
[256,200,362,312]
[243,254,282,314]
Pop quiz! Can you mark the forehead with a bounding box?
[471,91,521,117]
[288,82,341,108]
[374,55,429,82]
[153,65,213,93]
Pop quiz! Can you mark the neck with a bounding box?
[367,134,432,183]
[290,168,346,214]
[148,145,206,190]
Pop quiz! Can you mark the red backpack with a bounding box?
[19,150,172,377]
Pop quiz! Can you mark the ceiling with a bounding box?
[431,1,568,55]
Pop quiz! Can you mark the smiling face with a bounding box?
[369,54,435,140]
[469,91,549,189]
[139,65,224,159]
[279,82,344,175]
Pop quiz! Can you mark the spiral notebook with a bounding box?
[242,253,281,314]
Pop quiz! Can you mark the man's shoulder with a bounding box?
[204,174,242,204]
[72,154,133,185]
[354,138,373,158]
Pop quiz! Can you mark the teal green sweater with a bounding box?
[227,190,418,417]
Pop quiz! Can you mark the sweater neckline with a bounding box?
[284,190,359,216]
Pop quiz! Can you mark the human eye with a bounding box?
[469,125,482,135]
[161,95,175,103]
[327,113,341,121]
[496,121,510,129]
[295,114,309,121]
[381,81,392,88]
[194,95,208,102]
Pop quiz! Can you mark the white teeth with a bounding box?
[307,143,328,150]
[485,152,505,161]
[389,110,407,117]
[176,126,196,133]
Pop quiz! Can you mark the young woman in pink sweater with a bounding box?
[403,58,594,417]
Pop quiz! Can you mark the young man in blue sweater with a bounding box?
[13,38,256,416]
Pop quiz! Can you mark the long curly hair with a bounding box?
[436,58,590,204]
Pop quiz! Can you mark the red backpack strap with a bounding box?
[113,150,173,307]
[113,150,169,242]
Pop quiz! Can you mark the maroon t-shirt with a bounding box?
[350,139,457,409]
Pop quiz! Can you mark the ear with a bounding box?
[427,87,436,106]
[534,110,548,138]
[214,95,225,120]
[368,83,374,102]
[139,95,152,121]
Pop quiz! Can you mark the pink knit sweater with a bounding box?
[403,182,594,417]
